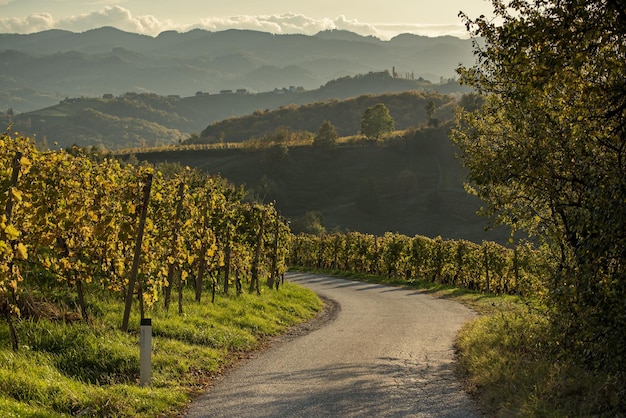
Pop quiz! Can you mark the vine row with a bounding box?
[291,231,552,296]
[1,131,290,348]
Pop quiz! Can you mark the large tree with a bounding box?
[452,0,626,377]
[313,120,339,149]
[360,103,395,140]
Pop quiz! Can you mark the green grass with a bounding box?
[0,282,322,417]
[8,267,621,416]
[292,267,625,417]
[455,310,624,417]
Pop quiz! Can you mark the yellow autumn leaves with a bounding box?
[1,130,291,320]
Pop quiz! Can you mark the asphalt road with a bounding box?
[184,272,481,417]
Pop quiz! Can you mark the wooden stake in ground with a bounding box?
[249,206,265,296]
[121,173,152,332]
[4,151,22,351]
[164,181,185,311]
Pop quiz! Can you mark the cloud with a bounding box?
[193,13,382,37]
[59,6,178,34]
[331,15,381,37]
[0,13,56,33]
[0,6,468,39]
[0,6,176,35]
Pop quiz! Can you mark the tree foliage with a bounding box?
[452,0,626,381]
[425,100,438,127]
[289,211,326,236]
[313,120,338,149]
[360,103,395,140]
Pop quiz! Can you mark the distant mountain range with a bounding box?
[0,27,475,114]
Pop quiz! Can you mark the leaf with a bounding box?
[14,243,27,260]
[9,187,23,202]
[3,224,19,240]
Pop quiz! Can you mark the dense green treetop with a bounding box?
[313,120,339,149]
[452,0,626,378]
[360,103,395,140]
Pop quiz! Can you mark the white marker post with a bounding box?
[140,318,152,387]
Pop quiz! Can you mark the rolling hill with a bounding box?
[7,73,469,149]
[123,124,509,244]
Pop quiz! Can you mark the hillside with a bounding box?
[127,125,509,244]
[0,27,474,114]
[195,90,455,143]
[7,74,469,149]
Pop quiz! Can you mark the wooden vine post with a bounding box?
[164,181,185,311]
[56,237,89,323]
[267,214,280,289]
[121,173,152,332]
[317,239,325,269]
[344,232,350,271]
[175,182,186,314]
[249,206,265,295]
[357,235,363,273]
[374,236,380,275]
[4,152,22,351]
[222,221,232,295]
[483,244,491,294]
[195,190,212,302]
[333,235,340,269]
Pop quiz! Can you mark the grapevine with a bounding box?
[291,231,550,296]
[1,133,291,343]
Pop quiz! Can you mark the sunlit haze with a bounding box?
[0,0,493,39]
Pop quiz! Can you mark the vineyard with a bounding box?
[0,128,608,416]
[1,127,555,342]
[1,130,291,351]
[291,232,552,297]
[1,128,563,416]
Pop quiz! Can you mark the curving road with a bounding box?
[185,272,481,417]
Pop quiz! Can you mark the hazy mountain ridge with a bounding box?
[0,27,475,113]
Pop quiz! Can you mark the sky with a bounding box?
[0,0,494,39]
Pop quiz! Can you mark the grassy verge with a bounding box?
[0,283,322,417]
[455,309,623,417]
[291,267,623,417]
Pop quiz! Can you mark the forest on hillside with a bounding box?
[193,91,455,143]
